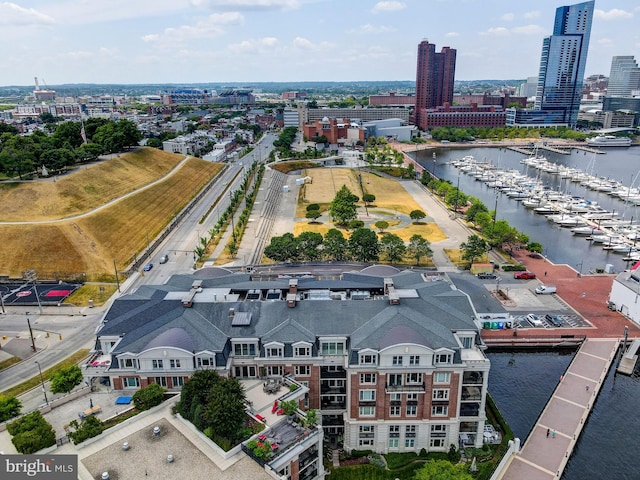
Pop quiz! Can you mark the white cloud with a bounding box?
[228,36,279,53]
[594,9,633,20]
[371,1,406,14]
[523,11,540,19]
[445,32,459,38]
[480,27,510,36]
[0,2,54,26]
[347,24,395,34]
[194,0,300,10]
[500,13,514,22]
[512,25,545,35]
[142,12,244,43]
[293,36,313,49]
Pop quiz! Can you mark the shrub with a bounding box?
[348,220,365,230]
[67,416,104,445]
[7,411,55,454]
[0,395,21,423]
[306,203,320,211]
[350,449,373,458]
[501,264,527,272]
[132,383,166,411]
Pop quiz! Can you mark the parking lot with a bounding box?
[515,313,590,329]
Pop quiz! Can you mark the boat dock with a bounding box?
[616,337,640,375]
[574,145,605,154]
[494,339,620,480]
[539,145,571,155]
[506,146,535,155]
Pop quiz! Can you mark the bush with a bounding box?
[132,383,165,411]
[7,411,56,454]
[348,220,365,230]
[350,449,373,458]
[67,416,104,445]
[419,448,427,457]
[0,395,21,422]
[501,264,527,272]
[306,203,320,211]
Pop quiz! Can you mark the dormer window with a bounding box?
[359,353,377,365]
[265,344,283,358]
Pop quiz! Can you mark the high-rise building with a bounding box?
[414,41,456,129]
[509,1,594,127]
[607,56,640,97]
[534,1,594,126]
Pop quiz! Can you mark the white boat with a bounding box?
[572,226,601,235]
[611,245,638,254]
[586,135,632,147]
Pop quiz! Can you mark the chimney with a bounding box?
[286,293,296,308]
[229,308,235,317]
[289,279,298,294]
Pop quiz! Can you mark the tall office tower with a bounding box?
[414,40,456,129]
[534,1,594,127]
[608,56,640,97]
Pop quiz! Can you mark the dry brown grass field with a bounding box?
[0,148,183,222]
[0,151,223,279]
[294,168,445,243]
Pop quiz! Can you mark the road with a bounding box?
[0,133,277,392]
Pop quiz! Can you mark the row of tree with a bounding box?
[0,118,142,178]
[264,229,433,265]
[430,125,587,143]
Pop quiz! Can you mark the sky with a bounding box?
[1,0,639,86]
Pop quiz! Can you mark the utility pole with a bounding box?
[35,360,49,405]
[26,312,37,352]
[113,259,121,293]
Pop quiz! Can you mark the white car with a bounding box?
[526,313,543,326]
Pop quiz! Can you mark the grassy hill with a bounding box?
[0,148,223,280]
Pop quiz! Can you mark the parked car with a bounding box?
[477,272,497,279]
[143,263,154,271]
[545,314,563,327]
[526,313,543,326]
[535,285,557,294]
[514,271,536,279]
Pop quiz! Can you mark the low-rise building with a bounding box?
[89,267,491,458]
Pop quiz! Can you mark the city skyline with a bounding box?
[1,0,639,86]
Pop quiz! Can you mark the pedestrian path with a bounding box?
[496,338,619,480]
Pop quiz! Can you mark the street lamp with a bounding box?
[454,169,461,217]
[35,360,49,405]
[26,312,36,352]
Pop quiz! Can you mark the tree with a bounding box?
[206,377,246,443]
[297,231,323,261]
[264,233,299,262]
[460,235,488,265]
[527,241,543,253]
[50,364,83,394]
[329,185,359,226]
[408,234,433,265]
[348,219,365,230]
[177,370,220,423]
[414,459,472,480]
[0,395,21,422]
[374,220,389,233]
[466,201,489,223]
[323,228,349,261]
[7,411,56,454]
[305,209,322,223]
[362,193,376,206]
[410,209,427,223]
[133,382,165,411]
[380,233,406,263]
[349,228,379,262]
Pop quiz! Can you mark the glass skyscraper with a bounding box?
[608,56,640,97]
[508,1,594,127]
[534,0,594,126]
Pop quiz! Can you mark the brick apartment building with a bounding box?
[88,267,490,462]
[302,117,365,145]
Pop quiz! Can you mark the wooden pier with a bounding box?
[617,337,640,375]
[494,339,620,480]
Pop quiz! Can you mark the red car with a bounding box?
[514,271,536,279]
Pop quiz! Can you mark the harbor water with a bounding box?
[487,350,640,479]
[415,145,640,274]
[415,143,640,478]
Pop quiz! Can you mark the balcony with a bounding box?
[461,386,482,401]
[320,367,346,379]
[321,415,344,426]
[321,400,346,410]
[460,403,481,417]
[385,382,425,393]
[462,372,484,385]
[320,385,345,395]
